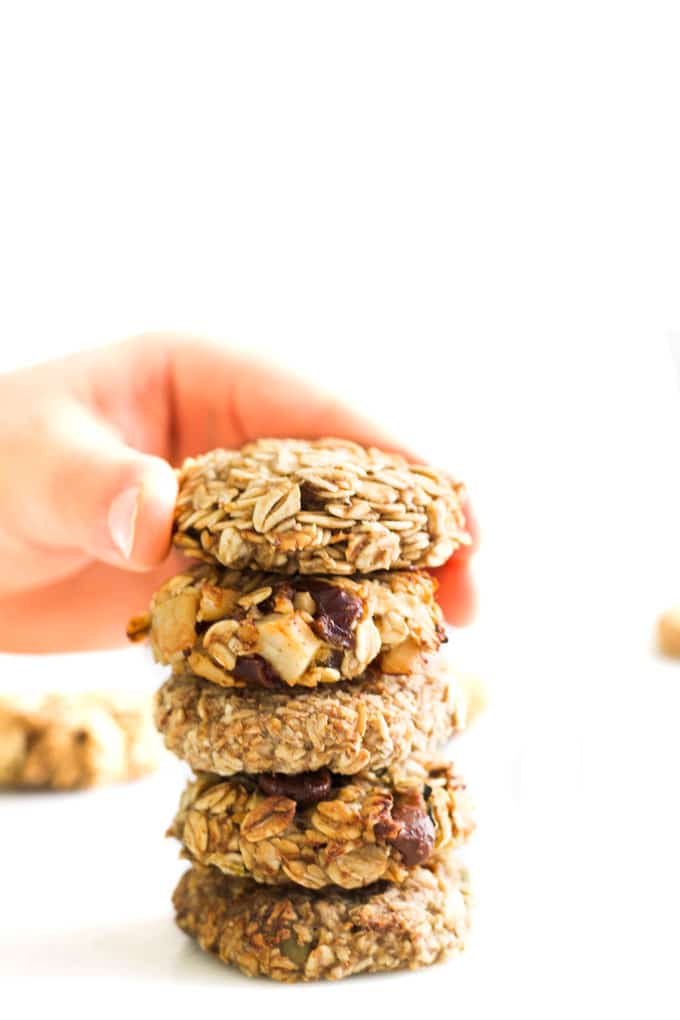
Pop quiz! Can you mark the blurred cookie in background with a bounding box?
[0,691,163,790]
[657,606,680,658]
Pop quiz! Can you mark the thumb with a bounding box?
[14,400,178,571]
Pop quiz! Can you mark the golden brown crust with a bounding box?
[154,663,465,777]
[171,758,474,889]
[129,563,445,689]
[173,439,469,575]
[173,853,471,981]
[0,692,163,789]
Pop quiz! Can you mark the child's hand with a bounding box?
[0,334,477,651]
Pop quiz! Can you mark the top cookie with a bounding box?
[173,438,469,575]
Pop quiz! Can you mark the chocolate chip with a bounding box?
[258,768,333,808]
[307,581,363,649]
[373,809,402,844]
[232,654,282,689]
[374,790,435,867]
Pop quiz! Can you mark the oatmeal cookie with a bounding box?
[129,563,446,689]
[172,438,469,575]
[457,672,488,725]
[171,757,474,889]
[657,606,680,658]
[154,663,465,776]
[173,853,470,981]
[0,692,163,789]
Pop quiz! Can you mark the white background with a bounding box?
[1,2,680,1017]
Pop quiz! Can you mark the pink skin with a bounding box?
[0,334,477,652]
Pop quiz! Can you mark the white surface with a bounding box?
[0,647,580,1015]
[2,1,680,1015]
[2,633,679,1018]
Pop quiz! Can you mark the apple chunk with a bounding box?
[254,613,322,685]
[151,591,199,662]
[379,636,425,675]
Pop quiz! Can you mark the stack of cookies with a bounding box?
[129,438,476,982]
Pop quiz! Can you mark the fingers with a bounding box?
[68,334,479,609]
[0,553,187,652]
[429,556,477,625]
[428,500,479,625]
[161,336,402,459]
[155,334,481,624]
[10,399,178,572]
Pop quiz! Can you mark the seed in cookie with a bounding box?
[130,563,446,689]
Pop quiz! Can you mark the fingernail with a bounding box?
[108,486,140,560]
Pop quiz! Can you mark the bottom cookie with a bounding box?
[0,692,163,789]
[173,854,471,982]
